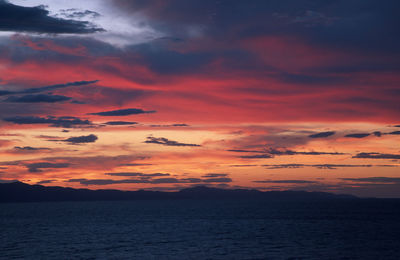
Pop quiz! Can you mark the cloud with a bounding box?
[89,108,156,116]
[340,177,400,183]
[202,173,229,178]
[66,175,231,186]
[149,123,189,127]
[127,42,214,74]
[0,1,103,34]
[344,133,370,138]
[23,80,98,94]
[145,136,200,147]
[353,153,400,159]
[240,154,273,159]
[309,131,335,138]
[233,148,345,156]
[105,172,170,177]
[228,149,265,153]
[203,177,232,183]
[63,134,98,144]
[13,146,51,152]
[262,163,397,169]
[26,162,70,173]
[1,155,148,172]
[263,164,305,169]
[388,131,400,135]
[113,0,400,56]
[253,179,317,184]
[0,90,13,96]
[0,80,99,96]
[119,163,153,166]
[67,177,187,185]
[3,116,93,128]
[373,131,382,137]
[0,139,13,147]
[104,121,138,125]
[58,9,100,19]
[4,94,72,103]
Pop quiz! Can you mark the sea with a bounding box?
[1,199,400,259]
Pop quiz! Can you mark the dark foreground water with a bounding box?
[1,199,400,259]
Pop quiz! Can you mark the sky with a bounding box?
[0,0,399,197]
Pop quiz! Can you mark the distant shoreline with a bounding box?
[0,181,362,203]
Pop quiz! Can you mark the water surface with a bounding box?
[1,199,400,259]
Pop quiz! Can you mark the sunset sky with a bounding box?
[0,0,399,197]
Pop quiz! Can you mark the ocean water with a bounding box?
[1,199,400,259]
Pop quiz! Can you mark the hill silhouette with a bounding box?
[0,181,357,203]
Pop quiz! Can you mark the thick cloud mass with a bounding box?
[26,162,70,173]
[89,108,156,116]
[0,1,103,34]
[353,153,400,159]
[309,131,335,138]
[64,134,98,144]
[4,94,72,103]
[104,121,138,125]
[345,133,370,138]
[3,116,92,128]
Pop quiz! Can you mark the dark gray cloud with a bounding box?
[240,154,273,159]
[353,152,400,160]
[344,133,370,138]
[0,80,99,96]
[14,146,51,152]
[202,173,229,178]
[263,163,397,170]
[127,41,215,74]
[145,136,200,147]
[373,131,382,137]
[309,131,335,138]
[113,0,400,56]
[67,177,193,185]
[89,108,156,116]
[26,162,70,173]
[275,72,347,85]
[388,131,400,135]
[67,175,231,186]
[149,123,189,127]
[228,149,265,153]
[69,86,149,106]
[3,116,93,128]
[203,177,232,183]
[4,94,72,103]
[263,164,305,169]
[254,179,317,184]
[105,172,170,177]
[58,9,100,19]
[233,148,345,156]
[341,177,400,183]
[64,134,98,144]
[0,1,103,34]
[119,163,153,166]
[104,121,138,125]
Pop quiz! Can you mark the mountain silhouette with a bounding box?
[0,181,357,203]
